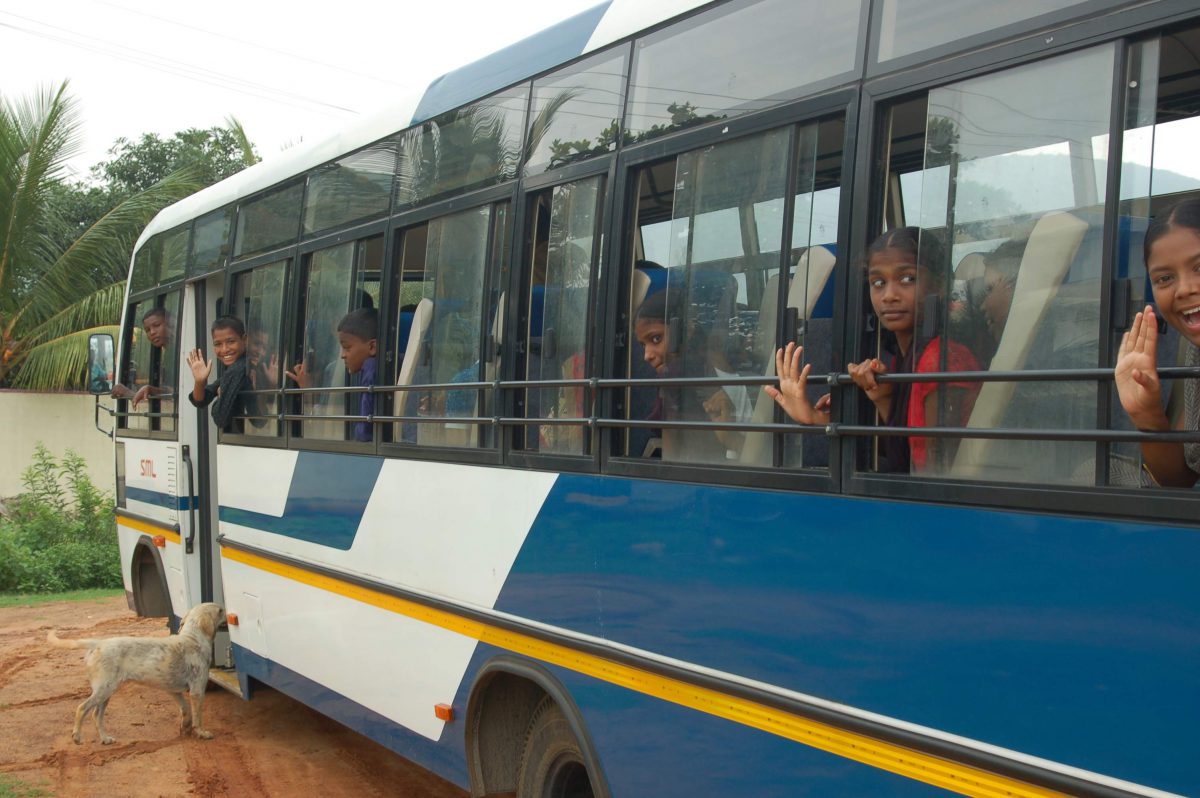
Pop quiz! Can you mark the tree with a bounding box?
[0,82,206,389]
[92,119,259,196]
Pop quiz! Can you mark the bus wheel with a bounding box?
[515,696,595,798]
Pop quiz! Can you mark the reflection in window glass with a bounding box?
[527,177,602,455]
[191,207,233,275]
[235,183,303,257]
[233,260,288,437]
[626,0,860,141]
[160,227,189,283]
[298,243,355,440]
[482,203,511,449]
[156,292,181,434]
[526,48,627,174]
[628,128,789,465]
[132,238,160,294]
[121,301,151,432]
[902,45,1114,484]
[304,141,397,234]
[396,207,493,448]
[395,87,527,208]
[877,0,1089,62]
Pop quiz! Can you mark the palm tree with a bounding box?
[0,82,204,389]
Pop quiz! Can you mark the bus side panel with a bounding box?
[494,474,1200,795]
[117,438,185,614]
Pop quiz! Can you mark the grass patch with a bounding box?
[0,774,50,798]
[0,587,123,609]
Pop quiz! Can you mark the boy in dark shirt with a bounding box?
[337,308,378,442]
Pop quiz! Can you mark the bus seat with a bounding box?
[954,252,986,281]
[951,210,1088,478]
[630,268,651,315]
[394,298,433,442]
[397,309,416,357]
[742,246,838,466]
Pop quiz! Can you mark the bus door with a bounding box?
[180,273,233,667]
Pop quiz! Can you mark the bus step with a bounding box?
[207,667,245,699]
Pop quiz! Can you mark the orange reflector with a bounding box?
[152,535,166,548]
[226,613,239,626]
[434,703,454,722]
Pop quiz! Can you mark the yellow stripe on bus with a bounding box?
[221,546,1071,798]
[118,516,181,544]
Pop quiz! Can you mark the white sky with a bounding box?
[0,0,603,182]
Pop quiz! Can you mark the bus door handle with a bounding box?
[181,445,198,554]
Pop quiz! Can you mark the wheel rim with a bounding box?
[545,753,593,798]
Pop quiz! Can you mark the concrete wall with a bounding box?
[0,391,115,499]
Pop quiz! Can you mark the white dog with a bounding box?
[48,602,224,744]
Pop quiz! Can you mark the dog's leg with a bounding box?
[93,698,115,745]
[172,692,193,736]
[72,696,94,744]
[187,688,212,740]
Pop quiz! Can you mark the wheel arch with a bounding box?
[130,536,174,627]
[465,654,611,798]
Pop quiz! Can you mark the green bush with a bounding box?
[0,444,119,592]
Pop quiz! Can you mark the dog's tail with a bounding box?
[46,630,93,649]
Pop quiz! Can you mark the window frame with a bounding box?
[116,287,185,442]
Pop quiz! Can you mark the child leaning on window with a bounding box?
[1115,198,1200,488]
[186,315,255,433]
[336,307,379,443]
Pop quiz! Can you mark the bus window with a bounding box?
[626,127,789,465]
[392,205,501,448]
[523,178,602,455]
[235,182,303,259]
[116,293,180,434]
[232,259,288,438]
[119,300,152,432]
[156,291,181,434]
[304,141,397,236]
[525,47,627,175]
[870,44,1115,483]
[190,206,233,277]
[1108,27,1200,485]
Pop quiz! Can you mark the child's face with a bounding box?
[211,327,246,367]
[867,247,921,336]
[635,318,669,374]
[338,331,377,374]
[143,314,170,349]
[248,331,268,366]
[1148,225,1200,347]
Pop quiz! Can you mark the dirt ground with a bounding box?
[0,595,468,798]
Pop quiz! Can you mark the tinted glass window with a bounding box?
[232,260,288,438]
[877,0,1090,62]
[160,227,189,283]
[156,291,181,433]
[304,141,397,234]
[191,207,233,275]
[526,48,627,175]
[131,237,160,294]
[120,301,152,432]
[627,128,790,465]
[235,182,303,257]
[873,45,1114,484]
[626,0,861,141]
[395,86,528,208]
[393,206,497,448]
[296,242,357,441]
[525,177,602,455]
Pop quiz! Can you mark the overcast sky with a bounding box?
[1,0,602,181]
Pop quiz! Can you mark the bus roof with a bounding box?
[136,0,708,250]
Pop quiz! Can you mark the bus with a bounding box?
[88,0,1200,795]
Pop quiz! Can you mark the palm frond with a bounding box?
[524,88,579,165]
[17,168,203,332]
[17,281,124,352]
[10,324,118,391]
[224,115,260,167]
[0,82,82,300]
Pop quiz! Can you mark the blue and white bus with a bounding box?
[94,0,1200,795]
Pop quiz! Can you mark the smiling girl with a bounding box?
[1115,198,1200,487]
[187,315,254,432]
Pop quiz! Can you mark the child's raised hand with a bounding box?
[1115,306,1166,428]
[264,354,280,389]
[848,357,892,402]
[284,361,311,389]
[186,348,213,384]
[764,342,830,425]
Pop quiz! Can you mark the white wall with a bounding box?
[0,391,115,499]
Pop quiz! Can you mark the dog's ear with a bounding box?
[196,605,218,638]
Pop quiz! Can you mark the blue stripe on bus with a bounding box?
[218,450,383,550]
[411,2,612,124]
[231,644,468,788]
[126,486,195,511]
[494,473,1200,796]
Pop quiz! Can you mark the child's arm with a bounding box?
[765,343,831,425]
[848,357,893,422]
[186,349,214,404]
[1116,307,1197,487]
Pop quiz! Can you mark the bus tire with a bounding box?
[515,696,595,798]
